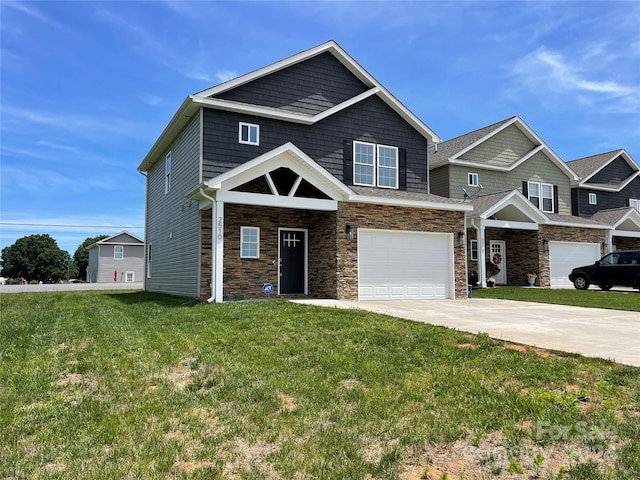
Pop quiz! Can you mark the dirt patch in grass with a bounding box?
[278,392,297,412]
[162,356,201,391]
[222,439,280,479]
[400,430,620,479]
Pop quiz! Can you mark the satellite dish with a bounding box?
[461,186,472,199]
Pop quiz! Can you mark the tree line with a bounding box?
[1,234,108,284]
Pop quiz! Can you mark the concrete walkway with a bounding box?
[292,298,640,367]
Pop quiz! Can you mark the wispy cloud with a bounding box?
[511,46,639,113]
[215,70,237,83]
[2,1,73,34]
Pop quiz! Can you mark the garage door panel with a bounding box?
[358,230,452,300]
[549,241,600,289]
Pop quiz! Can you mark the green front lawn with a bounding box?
[1,291,638,479]
[473,286,640,312]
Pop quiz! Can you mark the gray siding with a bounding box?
[587,156,636,185]
[203,95,429,193]
[573,177,640,217]
[216,52,368,116]
[96,244,145,283]
[145,114,202,297]
[87,248,98,283]
[429,166,450,197]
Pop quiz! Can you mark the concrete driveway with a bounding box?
[293,298,640,367]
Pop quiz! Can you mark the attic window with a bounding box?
[239,122,259,146]
[589,193,597,205]
[468,172,479,187]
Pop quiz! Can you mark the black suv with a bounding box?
[569,250,640,291]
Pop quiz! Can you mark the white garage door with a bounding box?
[358,229,453,300]
[549,241,600,288]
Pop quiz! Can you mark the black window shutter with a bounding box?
[553,185,559,213]
[399,148,407,190]
[343,141,353,185]
[522,181,528,198]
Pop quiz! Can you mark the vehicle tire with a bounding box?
[573,275,589,290]
[598,284,612,291]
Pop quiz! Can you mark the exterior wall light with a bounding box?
[345,224,353,241]
[543,239,549,252]
[458,231,465,247]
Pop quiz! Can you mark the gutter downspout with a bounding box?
[199,187,217,303]
[138,169,148,287]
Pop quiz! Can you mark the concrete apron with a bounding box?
[292,298,640,367]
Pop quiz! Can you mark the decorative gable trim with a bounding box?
[476,190,548,226]
[577,171,640,192]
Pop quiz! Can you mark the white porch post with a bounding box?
[212,200,224,303]
[478,221,487,288]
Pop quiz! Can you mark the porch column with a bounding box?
[212,200,225,303]
[477,221,487,288]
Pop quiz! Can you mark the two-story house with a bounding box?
[429,116,609,288]
[138,41,472,302]
[86,231,145,283]
[567,150,640,251]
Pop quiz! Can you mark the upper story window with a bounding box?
[527,181,554,213]
[588,193,597,205]
[114,245,124,260]
[165,153,171,194]
[468,172,479,187]
[630,198,640,212]
[239,122,259,146]
[353,141,398,189]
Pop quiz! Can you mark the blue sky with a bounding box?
[1,1,639,256]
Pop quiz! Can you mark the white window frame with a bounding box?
[468,172,479,187]
[147,244,152,278]
[240,226,260,259]
[114,245,124,260]
[239,122,259,146]
[630,198,640,212]
[353,141,399,189]
[588,193,597,205]
[527,181,554,213]
[470,239,478,261]
[165,153,171,194]
[125,271,135,282]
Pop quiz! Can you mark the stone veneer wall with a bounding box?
[537,225,608,288]
[200,210,212,298]
[220,204,337,300]
[614,236,640,251]
[336,202,468,300]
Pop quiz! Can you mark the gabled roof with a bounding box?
[430,116,578,180]
[566,149,639,190]
[591,207,640,231]
[138,40,440,172]
[86,231,144,250]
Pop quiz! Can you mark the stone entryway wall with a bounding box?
[203,205,337,300]
[537,225,608,288]
[613,236,640,251]
[336,202,467,300]
[470,228,540,286]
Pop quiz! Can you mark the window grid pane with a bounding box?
[241,227,259,258]
[354,142,375,186]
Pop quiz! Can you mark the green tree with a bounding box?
[73,235,108,281]
[1,234,69,283]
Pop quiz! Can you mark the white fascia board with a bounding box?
[578,171,640,191]
[544,219,609,229]
[216,191,338,211]
[193,88,379,125]
[613,210,640,229]
[481,219,539,230]
[450,117,519,161]
[348,194,473,212]
[138,97,198,172]
[612,230,640,238]
[579,149,637,184]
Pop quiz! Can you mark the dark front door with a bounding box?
[279,229,306,295]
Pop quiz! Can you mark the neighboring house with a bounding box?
[567,150,640,250]
[138,41,472,301]
[86,231,145,283]
[430,116,609,288]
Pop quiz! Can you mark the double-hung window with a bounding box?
[353,141,398,189]
[239,122,259,145]
[240,227,260,259]
[468,172,479,187]
[527,181,554,213]
[114,245,124,260]
[589,193,597,205]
